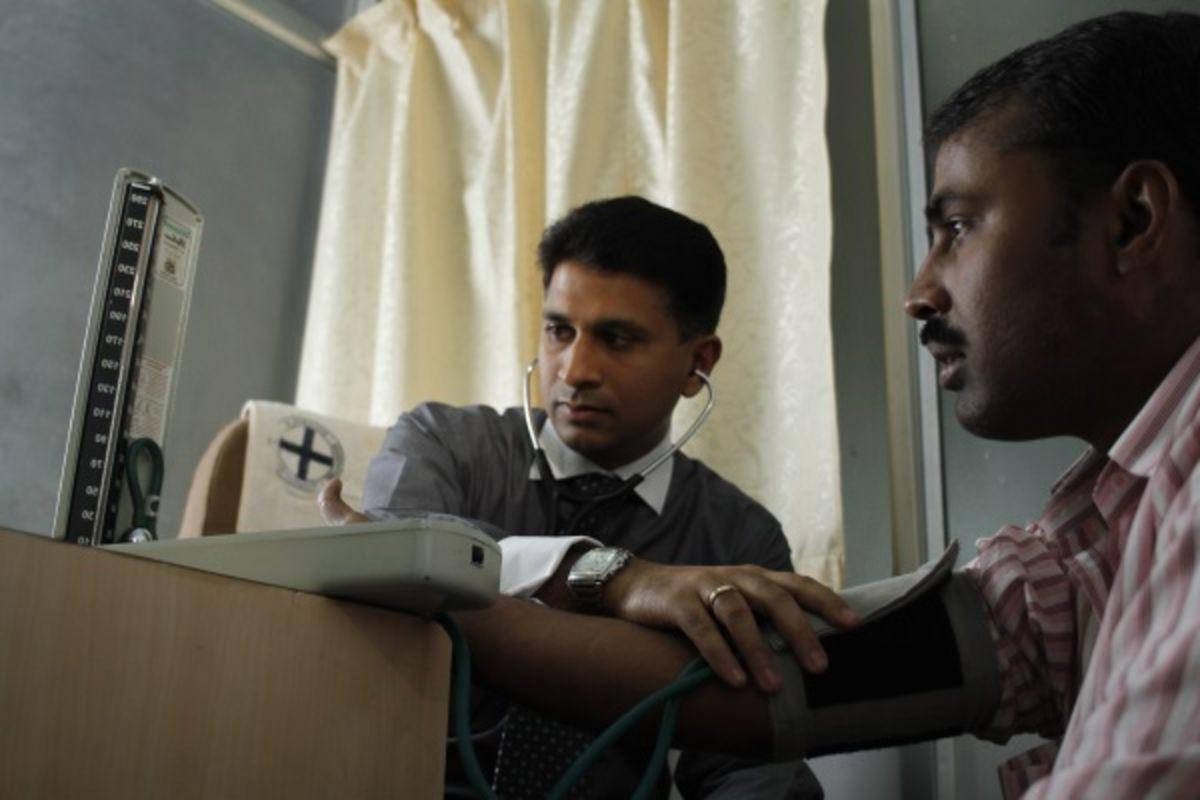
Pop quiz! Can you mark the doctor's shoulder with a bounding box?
[671,456,788,550]
[389,402,536,460]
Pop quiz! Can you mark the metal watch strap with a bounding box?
[567,546,633,611]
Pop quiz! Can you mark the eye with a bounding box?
[599,330,638,350]
[927,217,971,251]
[945,217,971,241]
[544,322,574,343]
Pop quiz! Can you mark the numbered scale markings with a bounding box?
[64,184,160,545]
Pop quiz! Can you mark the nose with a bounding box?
[904,258,951,321]
[558,336,602,390]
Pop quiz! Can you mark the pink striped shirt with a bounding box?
[965,335,1200,798]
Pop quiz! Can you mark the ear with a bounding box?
[1111,160,1177,276]
[681,335,722,398]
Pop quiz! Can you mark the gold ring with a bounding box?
[706,584,740,609]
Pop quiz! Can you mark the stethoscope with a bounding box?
[521,357,715,536]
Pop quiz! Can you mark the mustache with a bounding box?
[919,317,967,348]
[552,390,606,407]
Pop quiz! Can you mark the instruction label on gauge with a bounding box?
[125,212,194,444]
[154,216,192,289]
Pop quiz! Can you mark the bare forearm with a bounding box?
[452,596,772,757]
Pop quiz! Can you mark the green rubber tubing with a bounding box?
[434,613,715,800]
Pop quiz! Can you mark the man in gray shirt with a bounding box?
[325,196,823,799]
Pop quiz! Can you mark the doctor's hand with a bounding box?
[317,478,370,525]
[602,560,859,693]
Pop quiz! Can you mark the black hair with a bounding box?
[927,11,1200,216]
[536,196,726,339]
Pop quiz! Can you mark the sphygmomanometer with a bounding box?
[439,539,1002,797]
[764,540,1001,759]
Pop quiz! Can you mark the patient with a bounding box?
[363,11,1200,799]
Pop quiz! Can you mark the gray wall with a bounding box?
[828,0,895,592]
[0,0,335,538]
[915,2,1200,798]
[815,2,933,797]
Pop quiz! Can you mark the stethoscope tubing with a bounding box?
[521,357,715,535]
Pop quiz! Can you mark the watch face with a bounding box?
[575,548,620,575]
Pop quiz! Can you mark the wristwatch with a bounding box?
[566,546,634,611]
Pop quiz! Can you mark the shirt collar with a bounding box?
[1048,447,1106,498]
[528,421,674,515]
[1109,335,1200,478]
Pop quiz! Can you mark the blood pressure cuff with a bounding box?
[766,541,1001,759]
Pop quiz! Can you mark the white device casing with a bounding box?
[104,516,500,614]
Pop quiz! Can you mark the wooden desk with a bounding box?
[0,528,450,798]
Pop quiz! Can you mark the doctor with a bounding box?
[321,195,852,799]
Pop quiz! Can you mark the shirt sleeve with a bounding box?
[962,523,1078,742]
[1019,491,1200,799]
[729,503,794,572]
[498,535,599,597]
[364,407,604,598]
[362,406,470,516]
[758,520,794,573]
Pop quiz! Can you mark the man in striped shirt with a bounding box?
[902,10,1200,796]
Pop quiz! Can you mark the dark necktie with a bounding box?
[491,472,630,799]
[556,471,625,536]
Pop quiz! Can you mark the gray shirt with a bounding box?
[364,402,822,800]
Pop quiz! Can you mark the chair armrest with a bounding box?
[178,418,248,538]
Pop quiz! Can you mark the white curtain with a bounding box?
[296,0,843,585]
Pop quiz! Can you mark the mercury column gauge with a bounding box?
[53,170,203,545]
